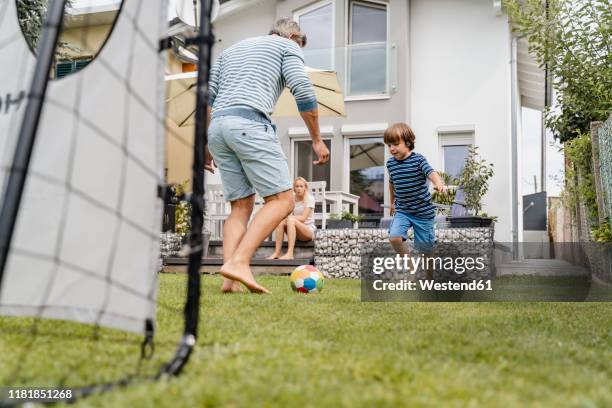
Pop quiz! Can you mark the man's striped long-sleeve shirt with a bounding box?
[208,35,317,119]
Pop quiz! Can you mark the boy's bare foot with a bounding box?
[220,278,245,293]
[278,253,294,260]
[220,261,270,294]
[266,253,280,260]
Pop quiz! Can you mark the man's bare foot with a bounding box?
[278,253,294,260]
[220,261,270,294]
[220,278,244,293]
[266,253,280,260]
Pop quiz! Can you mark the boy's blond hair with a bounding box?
[384,123,416,150]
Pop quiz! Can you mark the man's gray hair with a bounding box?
[269,18,307,47]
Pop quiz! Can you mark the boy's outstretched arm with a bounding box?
[428,172,447,193]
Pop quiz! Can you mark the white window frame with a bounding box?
[290,134,334,189]
[342,130,390,216]
[438,126,475,183]
[293,0,336,71]
[344,0,390,100]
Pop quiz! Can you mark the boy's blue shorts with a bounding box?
[388,210,435,253]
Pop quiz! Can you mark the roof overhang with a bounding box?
[517,37,549,111]
[64,1,121,28]
[215,0,272,22]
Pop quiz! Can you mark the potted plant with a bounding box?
[327,211,363,229]
[172,180,211,258]
[432,171,459,210]
[431,172,458,228]
[449,147,495,228]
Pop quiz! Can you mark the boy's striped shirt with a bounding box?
[208,35,317,120]
[387,152,436,219]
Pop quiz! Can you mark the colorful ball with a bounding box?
[290,265,324,293]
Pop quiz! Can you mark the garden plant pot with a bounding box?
[162,204,176,232]
[202,232,211,258]
[327,220,353,229]
[449,216,493,228]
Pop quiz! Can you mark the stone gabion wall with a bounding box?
[159,232,184,271]
[315,228,494,279]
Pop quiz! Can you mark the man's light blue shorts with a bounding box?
[208,115,293,202]
[388,210,435,253]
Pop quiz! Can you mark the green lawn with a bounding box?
[1,274,611,407]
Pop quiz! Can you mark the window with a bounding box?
[55,58,93,79]
[293,139,332,188]
[443,145,470,179]
[347,1,388,96]
[348,137,385,223]
[438,131,474,181]
[294,1,334,70]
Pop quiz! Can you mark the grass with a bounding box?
[1,274,611,407]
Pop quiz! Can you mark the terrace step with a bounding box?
[207,240,314,259]
[163,257,312,275]
[495,259,589,277]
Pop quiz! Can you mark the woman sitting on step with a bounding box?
[267,177,316,260]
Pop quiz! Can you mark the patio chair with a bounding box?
[308,181,327,230]
[205,184,229,240]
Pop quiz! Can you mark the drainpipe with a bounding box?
[541,0,550,193]
[511,36,519,259]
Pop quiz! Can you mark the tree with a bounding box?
[504,0,611,142]
[16,0,48,51]
[16,0,75,56]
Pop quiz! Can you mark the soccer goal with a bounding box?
[0,0,214,404]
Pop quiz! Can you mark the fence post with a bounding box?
[598,115,612,222]
[590,121,605,224]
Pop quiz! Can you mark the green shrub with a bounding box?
[329,212,363,223]
[564,132,598,219]
[591,218,612,243]
[431,172,458,207]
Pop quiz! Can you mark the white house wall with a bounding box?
[409,0,514,242]
[212,0,277,62]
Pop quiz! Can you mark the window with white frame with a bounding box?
[438,132,474,181]
[294,1,334,70]
[347,0,388,96]
[293,139,332,188]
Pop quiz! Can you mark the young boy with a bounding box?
[384,123,447,258]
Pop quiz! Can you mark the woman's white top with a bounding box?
[294,194,316,230]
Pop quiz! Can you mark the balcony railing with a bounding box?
[302,42,398,98]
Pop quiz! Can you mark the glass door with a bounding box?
[348,137,385,226]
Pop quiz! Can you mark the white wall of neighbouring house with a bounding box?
[409,0,514,242]
[211,0,277,61]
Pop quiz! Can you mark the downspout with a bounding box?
[510,35,519,258]
[541,0,549,192]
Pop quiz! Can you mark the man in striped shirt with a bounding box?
[385,123,446,256]
[205,18,329,294]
